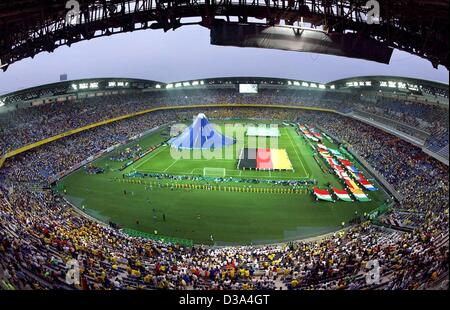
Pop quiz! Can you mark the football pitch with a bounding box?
[56,119,389,245]
[131,124,309,179]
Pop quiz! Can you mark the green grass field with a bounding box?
[57,119,389,245]
[134,123,310,179]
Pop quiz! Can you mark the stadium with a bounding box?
[0,0,448,296]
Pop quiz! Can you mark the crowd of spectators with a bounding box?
[306,113,448,214]
[2,89,447,156]
[0,102,448,291]
[352,97,449,153]
[357,97,448,133]
[0,107,298,185]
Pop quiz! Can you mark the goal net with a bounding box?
[203,167,226,178]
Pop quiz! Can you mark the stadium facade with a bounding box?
[1,76,447,108]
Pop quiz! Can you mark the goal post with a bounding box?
[203,167,226,178]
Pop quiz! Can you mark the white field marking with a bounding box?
[162,159,180,172]
[132,145,167,170]
[284,127,309,178]
[237,148,244,170]
[288,128,309,178]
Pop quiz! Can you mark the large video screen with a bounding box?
[239,84,258,94]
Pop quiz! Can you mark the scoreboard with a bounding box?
[239,84,258,94]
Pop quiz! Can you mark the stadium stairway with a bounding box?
[436,145,449,160]
[426,272,449,290]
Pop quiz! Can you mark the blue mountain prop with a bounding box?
[169,113,236,150]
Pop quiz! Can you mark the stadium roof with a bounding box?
[0,75,448,108]
[329,76,449,89]
[0,0,448,70]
